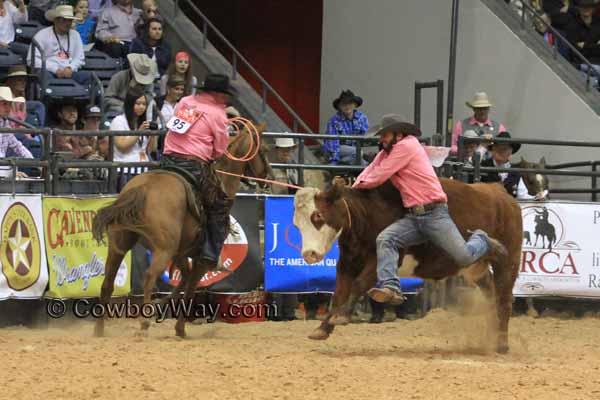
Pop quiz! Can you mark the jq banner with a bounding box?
[264,197,338,293]
[43,197,131,299]
[0,195,48,300]
[145,195,263,294]
[515,201,600,298]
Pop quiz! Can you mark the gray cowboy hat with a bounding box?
[127,53,158,85]
[367,114,422,137]
[196,73,238,97]
[332,89,363,110]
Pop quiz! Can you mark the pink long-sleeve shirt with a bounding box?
[163,92,228,162]
[450,117,506,154]
[352,135,447,208]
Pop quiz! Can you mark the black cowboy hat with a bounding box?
[367,114,422,137]
[196,73,238,97]
[490,131,521,154]
[332,89,363,110]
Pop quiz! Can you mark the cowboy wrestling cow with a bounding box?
[293,115,523,353]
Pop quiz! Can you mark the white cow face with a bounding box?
[293,188,341,264]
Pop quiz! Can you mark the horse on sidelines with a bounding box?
[92,123,272,338]
[293,178,523,353]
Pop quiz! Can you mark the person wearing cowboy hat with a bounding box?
[1,65,46,128]
[324,89,369,165]
[0,86,33,178]
[451,92,506,155]
[161,73,239,271]
[352,114,508,305]
[104,53,157,113]
[566,0,600,66]
[480,132,537,200]
[94,0,142,59]
[270,137,299,195]
[28,4,90,85]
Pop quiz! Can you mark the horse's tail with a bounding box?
[92,186,154,252]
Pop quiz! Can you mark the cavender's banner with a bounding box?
[0,195,48,300]
[515,201,600,298]
[43,197,131,299]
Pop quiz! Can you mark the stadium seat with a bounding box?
[83,50,122,71]
[43,78,91,101]
[0,48,24,68]
[14,21,45,45]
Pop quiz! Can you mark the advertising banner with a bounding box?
[43,197,131,299]
[515,201,600,298]
[0,195,48,300]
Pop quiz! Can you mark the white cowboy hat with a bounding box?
[275,138,297,148]
[466,92,492,109]
[45,5,82,22]
[0,87,25,103]
[126,53,157,85]
[462,130,480,140]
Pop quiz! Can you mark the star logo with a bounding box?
[1,202,41,291]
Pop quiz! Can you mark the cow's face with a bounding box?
[293,183,346,264]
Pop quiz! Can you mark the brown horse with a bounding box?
[92,123,272,338]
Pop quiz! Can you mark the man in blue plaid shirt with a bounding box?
[324,90,369,165]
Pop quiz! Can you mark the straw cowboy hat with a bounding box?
[490,131,521,154]
[45,5,82,22]
[0,87,25,103]
[275,138,297,148]
[466,92,493,109]
[196,74,238,97]
[126,53,158,85]
[367,114,422,137]
[0,65,36,83]
[333,89,363,110]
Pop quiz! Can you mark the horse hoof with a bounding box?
[329,314,350,326]
[496,343,509,354]
[140,320,151,330]
[175,329,186,338]
[308,328,330,340]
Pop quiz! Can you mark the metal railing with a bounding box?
[456,135,600,200]
[514,0,600,91]
[170,0,313,133]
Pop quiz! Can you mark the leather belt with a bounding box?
[165,152,212,164]
[408,201,445,216]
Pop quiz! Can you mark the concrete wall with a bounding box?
[320,0,600,195]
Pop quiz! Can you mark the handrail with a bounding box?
[517,0,600,91]
[28,37,46,99]
[170,0,313,133]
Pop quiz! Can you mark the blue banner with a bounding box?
[264,197,338,292]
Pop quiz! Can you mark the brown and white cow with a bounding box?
[293,178,523,353]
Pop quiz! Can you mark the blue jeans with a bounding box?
[376,203,490,292]
[44,70,92,86]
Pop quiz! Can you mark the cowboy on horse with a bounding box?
[160,73,237,269]
[352,114,509,305]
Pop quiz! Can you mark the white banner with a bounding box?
[0,195,48,300]
[514,201,600,298]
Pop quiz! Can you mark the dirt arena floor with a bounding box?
[2,294,600,400]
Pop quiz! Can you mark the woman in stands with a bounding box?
[0,0,29,56]
[110,90,158,187]
[73,0,95,45]
[159,51,198,96]
[129,17,171,77]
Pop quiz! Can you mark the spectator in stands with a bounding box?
[95,0,141,59]
[451,92,506,156]
[480,132,537,200]
[0,86,33,178]
[83,104,101,130]
[566,0,600,66]
[67,104,101,159]
[1,0,29,58]
[110,90,157,185]
[52,102,79,153]
[159,51,198,96]
[129,17,170,76]
[135,0,159,36]
[104,53,156,113]
[158,75,184,123]
[28,0,58,25]
[87,0,108,22]
[543,0,576,31]
[270,138,299,195]
[29,5,90,85]
[73,0,95,45]
[324,89,369,165]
